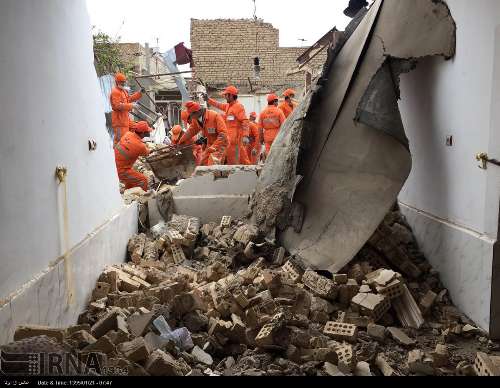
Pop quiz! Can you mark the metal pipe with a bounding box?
[134,70,193,80]
[138,101,161,117]
[134,77,159,111]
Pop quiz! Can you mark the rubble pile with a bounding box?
[5,211,500,376]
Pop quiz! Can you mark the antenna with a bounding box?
[114,19,125,41]
[252,0,257,20]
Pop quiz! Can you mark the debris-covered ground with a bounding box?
[4,211,500,376]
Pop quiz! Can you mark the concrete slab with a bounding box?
[173,196,250,225]
[171,167,259,224]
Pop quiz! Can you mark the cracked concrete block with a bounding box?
[367,323,386,342]
[91,309,121,338]
[474,353,500,377]
[387,327,416,346]
[323,322,358,343]
[127,313,155,337]
[118,337,150,363]
[351,293,390,322]
[14,325,65,343]
[146,350,185,376]
[191,346,214,366]
[376,354,396,377]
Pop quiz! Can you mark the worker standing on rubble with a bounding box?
[114,121,152,192]
[110,73,144,146]
[176,101,228,166]
[259,94,286,157]
[248,112,262,165]
[279,89,297,119]
[205,86,251,165]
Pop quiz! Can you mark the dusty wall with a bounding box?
[190,19,327,93]
[0,0,135,331]
[398,0,500,334]
[117,43,169,76]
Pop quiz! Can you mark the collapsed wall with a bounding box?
[251,0,456,273]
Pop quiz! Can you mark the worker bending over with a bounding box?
[279,89,297,119]
[259,94,286,156]
[176,102,229,166]
[206,86,251,165]
[114,121,152,192]
[171,124,204,166]
[110,73,143,146]
[248,112,263,165]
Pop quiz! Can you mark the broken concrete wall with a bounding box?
[172,167,260,225]
[0,0,136,342]
[252,0,456,273]
[398,0,500,336]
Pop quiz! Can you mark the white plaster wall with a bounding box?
[0,1,124,300]
[399,0,500,238]
[0,204,138,345]
[400,203,494,331]
[398,0,500,331]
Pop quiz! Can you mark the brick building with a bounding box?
[117,43,168,76]
[190,19,327,96]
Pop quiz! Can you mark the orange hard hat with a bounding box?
[249,112,257,119]
[115,73,127,83]
[181,110,189,122]
[267,93,279,103]
[171,125,182,136]
[185,101,201,115]
[132,121,153,133]
[283,89,296,98]
[221,85,239,96]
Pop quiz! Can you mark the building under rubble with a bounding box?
[0,0,500,360]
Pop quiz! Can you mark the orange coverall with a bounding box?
[114,131,150,191]
[208,98,251,165]
[110,87,142,146]
[259,106,286,154]
[247,121,262,165]
[180,110,229,166]
[172,122,205,166]
[278,101,297,119]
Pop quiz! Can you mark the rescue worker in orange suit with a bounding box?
[279,89,297,119]
[176,102,229,166]
[114,121,152,192]
[170,125,184,144]
[205,86,251,165]
[259,94,286,157]
[110,73,143,146]
[247,112,262,165]
[180,110,190,130]
[171,124,204,166]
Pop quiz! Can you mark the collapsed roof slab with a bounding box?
[251,0,456,272]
